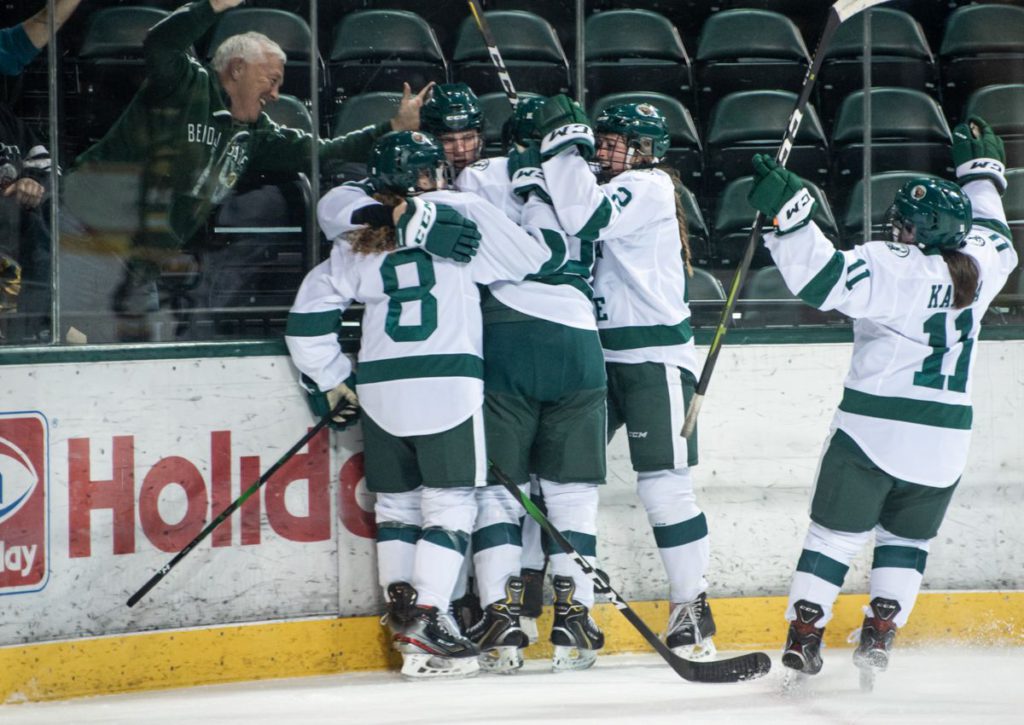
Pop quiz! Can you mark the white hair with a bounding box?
[211,32,287,73]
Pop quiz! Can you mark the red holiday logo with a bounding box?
[0,412,49,594]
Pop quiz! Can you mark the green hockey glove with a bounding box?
[748,154,816,235]
[508,141,551,202]
[396,197,481,263]
[953,116,1007,194]
[535,94,595,160]
[301,374,359,431]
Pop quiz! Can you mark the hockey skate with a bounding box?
[394,605,481,679]
[519,567,545,644]
[850,597,901,692]
[781,600,825,692]
[665,592,717,661]
[466,576,529,674]
[550,575,604,672]
[380,581,418,644]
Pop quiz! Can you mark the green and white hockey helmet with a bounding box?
[887,177,972,254]
[421,83,484,136]
[368,131,448,195]
[595,102,671,161]
[501,93,545,149]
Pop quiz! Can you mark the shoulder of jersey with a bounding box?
[467,159,491,171]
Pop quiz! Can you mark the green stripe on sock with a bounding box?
[652,513,708,549]
[421,526,470,555]
[376,522,421,545]
[472,522,523,552]
[796,549,849,587]
[544,530,597,558]
[872,545,928,574]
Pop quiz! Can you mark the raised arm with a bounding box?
[143,0,238,87]
[19,0,82,49]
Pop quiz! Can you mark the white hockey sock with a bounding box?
[869,525,931,627]
[375,491,422,593]
[520,475,546,571]
[786,521,871,625]
[412,487,476,611]
[637,468,709,603]
[473,483,526,606]
[540,479,599,609]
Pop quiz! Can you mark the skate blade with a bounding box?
[858,665,876,693]
[521,617,539,645]
[781,668,811,696]
[479,646,524,674]
[400,653,480,680]
[552,645,598,672]
[670,637,717,661]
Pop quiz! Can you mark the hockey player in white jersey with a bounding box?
[285,130,565,679]
[535,95,718,661]
[420,83,485,176]
[745,117,1017,687]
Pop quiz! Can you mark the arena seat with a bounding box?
[206,8,319,101]
[963,84,1024,169]
[939,4,1024,119]
[694,9,809,126]
[452,11,570,97]
[590,92,703,187]
[830,87,952,202]
[704,90,829,197]
[818,8,937,129]
[584,10,693,111]
[711,175,837,269]
[328,10,447,101]
[839,170,942,249]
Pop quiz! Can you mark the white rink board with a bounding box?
[0,341,1021,646]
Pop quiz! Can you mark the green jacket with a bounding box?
[68,1,388,248]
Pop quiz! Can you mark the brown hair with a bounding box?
[348,191,404,255]
[658,165,693,277]
[942,249,980,309]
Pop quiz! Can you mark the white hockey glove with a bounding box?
[396,197,481,263]
[953,116,1007,195]
[535,94,595,160]
[301,374,359,431]
[748,154,816,235]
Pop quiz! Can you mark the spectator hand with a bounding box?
[748,154,816,235]
[391,82,436,132]
[396,198,480,262]
[2,178,44,209]
[301,375,360,431]
[535,95,595,160]
[507,141,551,202]
[953,116,1007,194]
[210,0,246,13]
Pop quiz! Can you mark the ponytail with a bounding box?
[942,250,980,309]
[348,190,403,255]
[658,165,693,277]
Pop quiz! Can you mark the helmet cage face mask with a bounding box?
[439,129,483,173]
[369,131,450,196]
[594,102,670,177]
[421,83,484,136]
[886,178,972,254]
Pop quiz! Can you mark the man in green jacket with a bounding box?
[60,0,429,343]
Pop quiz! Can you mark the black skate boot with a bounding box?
[381,581,417,640]
[466,576,529,673]
[394,605,481,679]
[550,575,604,672]
[520,567,545,643]
[665,592,718,661]
[782,600,826,676]
[852,597,901,691]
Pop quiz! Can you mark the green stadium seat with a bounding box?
[452,11,570,97]
[1002,168,1024,297]
[840,170,942,248]
[676,180,710,269]
[328,92,402,182]
[831,87,952,201]
[688,267,725,301]
[584,10,693,111]
[328,10,447,101]
[263,94,313,133]
[963,84,1024,169]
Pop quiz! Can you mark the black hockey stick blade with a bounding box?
[489,462,771,682]
[467,0,518,108]
[127,404,343,607]
[679,0,892,439]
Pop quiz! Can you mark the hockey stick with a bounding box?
[680,0,891,438]
[127,404,346,607]
[489,462,771,683]
[467,0,518,108]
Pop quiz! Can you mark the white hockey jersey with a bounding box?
[542,148,698,375]
[765,180,1018,486]
[286,185,562,437]
[455,157,597,331]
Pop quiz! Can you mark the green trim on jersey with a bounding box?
[599,318,693,351]
[973,218,1012,242]
[472,522,523,552]
[872,544,928,574]
[796,549,849,587]
[797,251,845,308]
[575,196,614,242]
[421,526,470,555]
[376,522,422,545]
[285,310,342,337]
[523,272,594,300]
[358,353,484,384]
[652,512,708,549]
[839,387,973,430]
